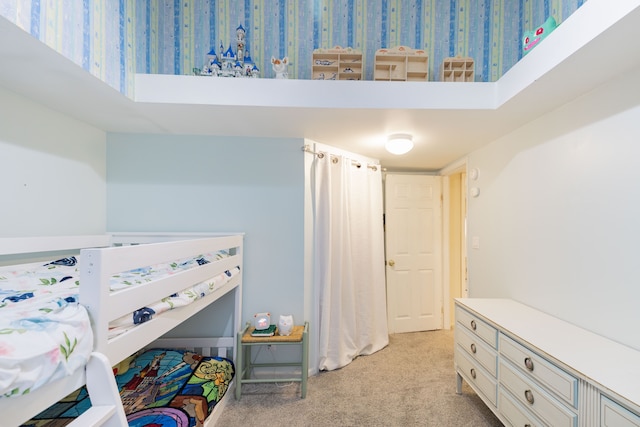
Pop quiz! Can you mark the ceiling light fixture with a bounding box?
[386,133,414,155]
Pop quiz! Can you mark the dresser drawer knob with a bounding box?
[524,389,535,404]
[470,343,477,354]
[524,357,534,371]
[470,320,477,330]
[470,368,476,379]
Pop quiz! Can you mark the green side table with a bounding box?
[235,321,309,399]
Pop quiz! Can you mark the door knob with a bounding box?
[388,259,395,267]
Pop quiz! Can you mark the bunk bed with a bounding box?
[0,232,243,427]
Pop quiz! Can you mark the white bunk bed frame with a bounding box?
[0,232,243,427]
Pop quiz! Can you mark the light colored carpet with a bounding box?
[218,329,503,427]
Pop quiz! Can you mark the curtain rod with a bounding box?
[302,145,378,171]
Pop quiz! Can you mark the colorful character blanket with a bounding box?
[22,348,235,427]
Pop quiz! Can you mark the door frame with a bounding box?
[440,157,469,330]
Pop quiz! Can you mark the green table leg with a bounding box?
[235,327,242,400]
[301,322,309,398]
[235,322,250,400]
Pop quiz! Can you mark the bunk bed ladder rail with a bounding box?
[67,352,128,427]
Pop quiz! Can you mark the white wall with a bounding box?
[106,133,305,335]
[0,86,107,236]
[467,65,640,351]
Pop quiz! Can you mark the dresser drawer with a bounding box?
[455,346,498,407]
[456,305,498,349]
[456,324,498,377]
[499,333,577,408]
[601,396,640,427]
[500,360,577,427]
[499,388,544,427]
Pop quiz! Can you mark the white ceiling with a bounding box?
[1,1,639,171]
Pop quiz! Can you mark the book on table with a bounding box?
[251,324,277,337]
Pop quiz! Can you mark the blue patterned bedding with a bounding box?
[109,264,241,337]
[0,251,240,398]
[0,257,92,399]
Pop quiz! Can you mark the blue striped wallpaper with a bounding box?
[0,0,586,95]
[137,0,585,81]
[0,0,134,95]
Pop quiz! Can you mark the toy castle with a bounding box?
[196,24,260,78]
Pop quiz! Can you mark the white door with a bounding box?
[385,174,443,333]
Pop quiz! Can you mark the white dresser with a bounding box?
[455,298,640,427]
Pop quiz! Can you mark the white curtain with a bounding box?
[313,150,389,371]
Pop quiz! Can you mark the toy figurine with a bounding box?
[523,16,558,55]
[278,314,294,336]
[199,24,259,78]
[271,56,289,79]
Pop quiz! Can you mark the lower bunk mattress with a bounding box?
[22,348,235,427]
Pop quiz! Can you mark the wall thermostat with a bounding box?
[469,168,479,180]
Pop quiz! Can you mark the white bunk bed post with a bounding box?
[80,247,113,356]
[233,241,243,362]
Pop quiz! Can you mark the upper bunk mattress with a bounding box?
[0,257,93,398]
